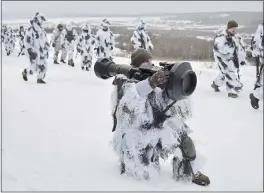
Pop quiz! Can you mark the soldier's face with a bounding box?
[141,59,153,66]
[228,27,237,35]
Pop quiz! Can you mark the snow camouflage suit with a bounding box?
[96,19,115,59]
[50,25,65,61]
[76,25,97,70]
[61,24,78,65]
[23,13,50,81]
[252,23,264,88]
[252,23,264,58]
[17,26,26,56]
[131,20,154,51]
[213,30,247,95]
[3,27,16,56]
[111,75,204,180]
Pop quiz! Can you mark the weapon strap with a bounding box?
[145,100,177,130]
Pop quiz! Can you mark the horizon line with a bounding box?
[2,10,263,21]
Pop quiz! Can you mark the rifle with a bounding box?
[232,47,241,79]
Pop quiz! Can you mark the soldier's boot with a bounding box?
[211,82,220,92]
[250,93,259,109]
[37,79,46,84]
[53,60,59,64]
[68,59,74,67]
[22,69,28,81]
[172,157,210,186]
[228,93,238,98]
[192,171,210,186]
[60,59,66,64]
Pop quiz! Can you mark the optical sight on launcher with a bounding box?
[94,58,197,101]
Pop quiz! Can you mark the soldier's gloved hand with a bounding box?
[52,43,55,47]
[240,61,246,66]
[149,46,153,51]
[27,48,37,60]
[148,69,170,89]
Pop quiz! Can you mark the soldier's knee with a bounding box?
[179,134,196,161]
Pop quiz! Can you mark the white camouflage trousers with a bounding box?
[53,43,63,61]
[81,52,93,69]
[61,41,74,61]
[25,51,47,80]
[213,56,243,94]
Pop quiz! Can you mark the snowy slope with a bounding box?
[1,45,263,191]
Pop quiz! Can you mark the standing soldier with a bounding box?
[131,20,154,51]
[211,20,247,98]
[4,26,16,56]
[22,12,50,84]
[61,24,78,67]
[96,19,115,60]
[251,22,264,90]
[17,25,26,56]
[50,23,65,64]
[76,23,97,71]
[250,22,263,109]
[1,25,7,44]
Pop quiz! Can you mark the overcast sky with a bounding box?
[2,1,263,20]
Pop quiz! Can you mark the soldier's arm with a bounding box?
[131,31,141,47]
[24,28,34,50]
[213,36,233,56]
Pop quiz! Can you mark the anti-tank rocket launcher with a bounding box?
[94,57,197,101]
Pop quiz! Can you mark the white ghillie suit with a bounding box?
[131,20,154,51]
[76,24,97,71]
[17,25,26,56]
[212,30,247,96]
[111,75,205,181]
[22,13,50,84]
[50,24,65,63]
[96,19,115,59]
[61,24,78,66]
[252,23,264,87]
[4,27,16,56]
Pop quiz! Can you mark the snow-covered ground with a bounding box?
[1,44,263,191]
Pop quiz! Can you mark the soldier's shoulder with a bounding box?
[216,30,226,37]
[235,33,242,40]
